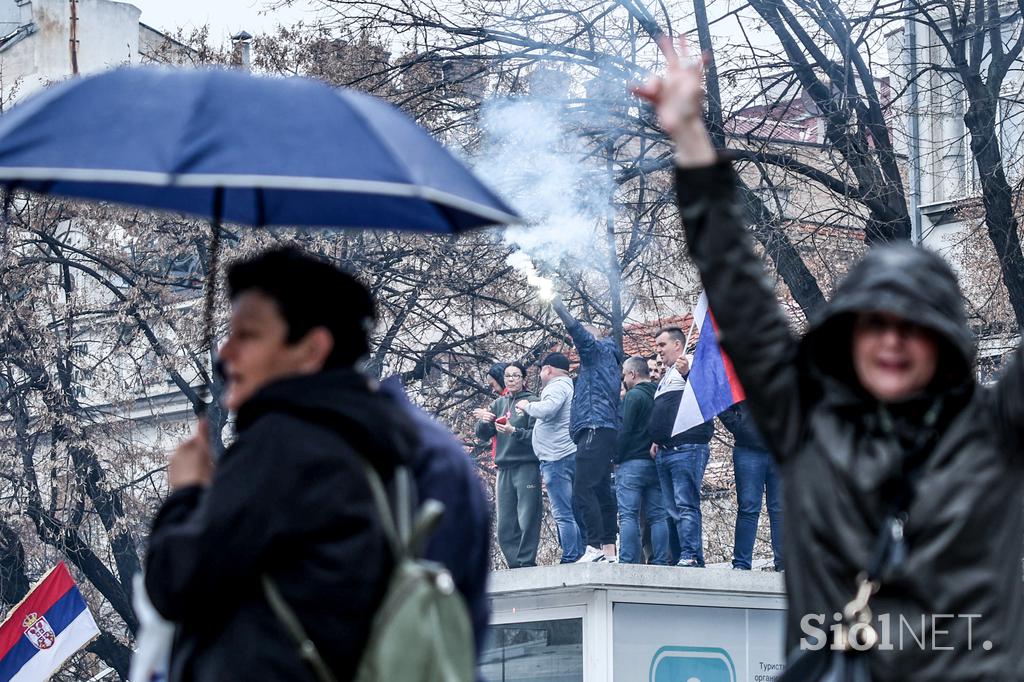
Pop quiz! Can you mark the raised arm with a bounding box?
[553,297,597,358]
[146,429,286,619]
[552,297,577,329]
[634,37,805,458]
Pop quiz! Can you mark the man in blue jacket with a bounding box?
[552,296,623,563]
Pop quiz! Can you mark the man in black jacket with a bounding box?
[146,248,422,681]
[616,356,670,564]
[637,38,1024,679]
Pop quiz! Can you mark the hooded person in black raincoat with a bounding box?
[146,248,425,681]
[636,39,1024,680]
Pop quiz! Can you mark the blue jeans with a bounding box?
[732,446,784,570]
[616,459,671,564]
[657,444,710,566]
[540,457,584,563]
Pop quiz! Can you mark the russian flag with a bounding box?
[672,291,745,436]
[0,562,100,682]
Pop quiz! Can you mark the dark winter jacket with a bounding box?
[379,377,491,662]
[677,159,1024,680]
[474,389,538,467]
[617,381,657,463]
[566,321,624,440]
[718,401,768,450]
[146,369,419,682]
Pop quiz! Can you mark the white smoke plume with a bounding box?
[506,250,556,303]
[476,98,614,299]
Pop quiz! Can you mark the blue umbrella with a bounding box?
[0,66,518,231]
[0,66,520,417]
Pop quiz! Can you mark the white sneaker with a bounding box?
[574,546,605,563]
[604,554,619,564]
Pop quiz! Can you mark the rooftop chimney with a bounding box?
[231,30,252,71]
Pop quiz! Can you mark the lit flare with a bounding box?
[507,251,556,303]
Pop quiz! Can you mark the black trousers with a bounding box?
[573,428,618,547]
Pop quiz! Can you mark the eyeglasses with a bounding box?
[504,373,523,379]
[854,313,931,339]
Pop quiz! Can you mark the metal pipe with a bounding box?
[69,0,78,75]
[907,12,922,244]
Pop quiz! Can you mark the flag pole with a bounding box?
[683,295,701,353]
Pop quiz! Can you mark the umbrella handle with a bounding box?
[201,187,224,357]
[198,188,225,456]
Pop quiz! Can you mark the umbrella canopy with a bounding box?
[0,66,518,231]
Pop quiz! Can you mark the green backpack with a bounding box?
[263,461,475,682]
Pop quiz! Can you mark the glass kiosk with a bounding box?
[480,563,787,682]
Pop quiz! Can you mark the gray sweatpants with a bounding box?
[496,462,542,568]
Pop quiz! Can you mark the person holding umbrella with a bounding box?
[635,37,1024,679]
[146,248,422,680]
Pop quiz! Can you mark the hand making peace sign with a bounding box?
[632,36,717,168]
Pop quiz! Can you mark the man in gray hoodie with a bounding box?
[517,353,584,563]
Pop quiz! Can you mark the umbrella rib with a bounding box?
[0,167,521,224]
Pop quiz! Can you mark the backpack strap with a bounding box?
[262,576,338,682]
[359,459,405,557]
[409,499,446,558]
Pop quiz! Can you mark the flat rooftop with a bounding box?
[489,563,786,599]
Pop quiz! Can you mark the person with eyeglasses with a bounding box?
[474,362,542,568]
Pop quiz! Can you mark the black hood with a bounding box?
[801,244,975,393]
[487,363,507,390]
[235,368,420,466]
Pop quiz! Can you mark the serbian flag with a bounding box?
[0,562,100,682]
[672,291,745,436]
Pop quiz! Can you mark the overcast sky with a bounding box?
[127,0,314,44]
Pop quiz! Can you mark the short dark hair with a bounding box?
[655,326,686,344]
[624,356,650,377]
[226,247,374,369]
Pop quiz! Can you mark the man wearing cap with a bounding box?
[517,353,584,563]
